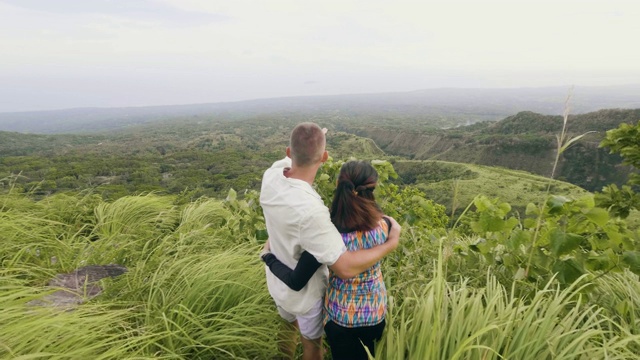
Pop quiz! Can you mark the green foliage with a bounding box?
[460,194,639,292]
[595,184,640,219]
[313,156,345,207]
[223,188,267,242]
[590,271,640,339]
[0,120,283,200]
[377,271,640,360]
[600,120,640,183]
[0,191,281,359]
[597,120,640,218]
[108,249,280,359]
[378,184,449,231]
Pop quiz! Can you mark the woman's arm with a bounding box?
[330,216,400,279]
[261,250,322,291]
[262,216,394,286]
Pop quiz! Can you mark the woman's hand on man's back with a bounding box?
[382,216,401,251]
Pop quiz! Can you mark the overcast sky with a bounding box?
[1,0,639,112]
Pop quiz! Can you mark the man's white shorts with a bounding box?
[276,299,324,340]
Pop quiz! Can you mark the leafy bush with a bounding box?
[597,120,640,218]
[457,194,640,295]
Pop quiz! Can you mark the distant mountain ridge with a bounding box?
[1,84,640,134]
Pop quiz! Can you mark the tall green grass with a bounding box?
[0,192,282,359]
[590,271,640,348]
[377,268,640,359]
[0,275,155,359]
[2,192,639,359]
[102,249,280,359]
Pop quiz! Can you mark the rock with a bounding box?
[28,264,127,308]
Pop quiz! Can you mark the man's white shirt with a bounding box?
[260,157,346,314]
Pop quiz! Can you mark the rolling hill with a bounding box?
[347,109,640,192]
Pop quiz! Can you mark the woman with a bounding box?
[261,160,391,360]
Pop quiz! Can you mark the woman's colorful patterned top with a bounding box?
[323,219,388,328]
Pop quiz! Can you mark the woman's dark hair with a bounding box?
[330,161,383,233]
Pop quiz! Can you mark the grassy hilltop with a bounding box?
[393,160,588,214]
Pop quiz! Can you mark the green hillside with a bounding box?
[393,160,588,216]
[346,109,640,191]
[2,116,634,222]
[0,118,385,200]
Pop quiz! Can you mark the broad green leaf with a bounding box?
[504,217,520,231]
[531,247,553,269]
[474,195,493,212]
[476,214,506,232]
[620,235,635,251]
[577,194,595,208]
[523,217,538,229]
[470,220,483,233]
[549,229,583,256]
[498,202,511,215]
[506,230,530,252]
[584,253,612,272]
[469,238,489,254]
[605,225,623,246]
[547,195,570,214]
[552,259,585,285]
[584,207,609,227]
[525,202,539,216]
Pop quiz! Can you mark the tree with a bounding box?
[596,121,640,218]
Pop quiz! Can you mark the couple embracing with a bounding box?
[259,122,401,360]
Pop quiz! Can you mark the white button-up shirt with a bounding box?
[260,157,346,315]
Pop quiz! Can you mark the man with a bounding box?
[260,122,401,360]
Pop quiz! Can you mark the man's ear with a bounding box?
[321,150,328,163]
[286,147,291,158]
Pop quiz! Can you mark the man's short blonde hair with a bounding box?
[290,122,326,167]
